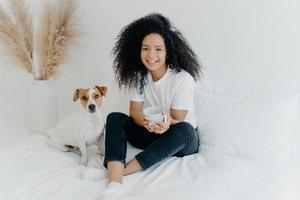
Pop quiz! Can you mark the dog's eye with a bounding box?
[94,94,100,99]
[81,96,88,101]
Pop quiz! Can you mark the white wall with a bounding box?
[93,0,300,92]
[1,0,300,129]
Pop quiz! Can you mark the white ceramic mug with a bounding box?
[143,106,167,123]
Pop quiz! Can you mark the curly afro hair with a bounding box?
[112,13,202,92]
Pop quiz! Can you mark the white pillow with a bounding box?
[0,110,30,149]
[195,85,299,168]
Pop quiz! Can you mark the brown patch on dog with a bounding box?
[95,85,108,96]
[73,86,108,111]
[78,89,89,109]
[92,91,101,108]
[73,88,89,108]
[73,89,80,101]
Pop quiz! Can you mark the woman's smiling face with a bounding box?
[140,33,167,75]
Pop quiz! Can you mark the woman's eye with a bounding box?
[142,47,148,51]
[156,48,162,51]
[81,96,88,101]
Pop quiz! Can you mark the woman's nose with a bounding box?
[148,49,156,58]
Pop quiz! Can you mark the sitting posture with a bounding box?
[48,85,107,165]
[100,13,201,200]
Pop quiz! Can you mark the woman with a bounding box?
[101,13,202,199]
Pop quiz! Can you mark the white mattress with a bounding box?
[0,134,299,200]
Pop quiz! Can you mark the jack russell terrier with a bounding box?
[48,85,107,165]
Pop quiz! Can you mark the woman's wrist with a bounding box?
[169,116,176,125]
[169,116,181,125]
[131,113,146,126]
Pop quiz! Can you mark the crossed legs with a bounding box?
[107,159,141,183]
[104,112,199,184]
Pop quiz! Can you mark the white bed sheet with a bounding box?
[0,134,299,200]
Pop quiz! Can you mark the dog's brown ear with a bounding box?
[95,85,108,96]
[73,89,80,101]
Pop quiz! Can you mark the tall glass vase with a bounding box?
[27,79,58,134]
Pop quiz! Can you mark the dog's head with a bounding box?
[73,85,108,113]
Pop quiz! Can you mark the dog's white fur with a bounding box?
[48,86,107,165]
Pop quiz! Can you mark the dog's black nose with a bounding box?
[88,104,96,112]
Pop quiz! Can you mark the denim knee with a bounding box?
[171,122,196,139]
[173,122,199,156]
[104,112,129,168]
[106,112,128,125]
[134,122,198,170]
[171,122,199,153]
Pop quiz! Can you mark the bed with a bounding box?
[1,84,300,200]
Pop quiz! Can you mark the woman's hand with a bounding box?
[143,112,171,134]
[143,117,155,132]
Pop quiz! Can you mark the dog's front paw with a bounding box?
[80,158,88,165]
[88,155,104,168]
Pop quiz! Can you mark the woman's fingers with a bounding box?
[144,124,153,132]
[144,118,155,132]
[152,123,169,134]
[144,115,170,134]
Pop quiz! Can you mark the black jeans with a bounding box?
[103,112,199,170]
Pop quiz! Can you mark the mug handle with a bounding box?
[162,114,167,123]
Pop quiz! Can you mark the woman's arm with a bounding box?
[129,101,146,126]
[169,109,188,125]
[130,101,154,132]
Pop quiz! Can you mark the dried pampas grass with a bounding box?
[0,0,33,72]
[9,0,33,63]
[38,0,79,80]
[0,0,79,80]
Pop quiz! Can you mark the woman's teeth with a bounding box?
[148,60,157,64]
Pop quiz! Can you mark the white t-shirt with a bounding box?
[130,68,197,128]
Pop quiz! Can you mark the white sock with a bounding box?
[100,182,128,200]
[80,168,106,181]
